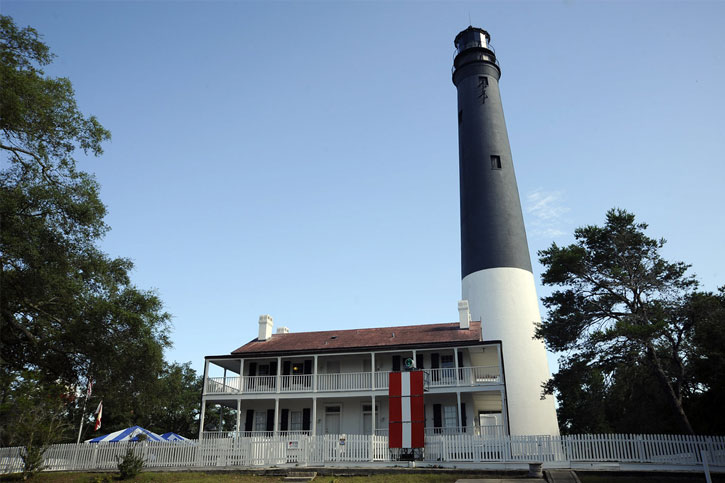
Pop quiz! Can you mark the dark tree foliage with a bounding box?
[85,362,202,440]
[202,404,238,434]
[148,362,202,438]
[681,289,725,434]
[538,208,723,435]
[0,15,195,446]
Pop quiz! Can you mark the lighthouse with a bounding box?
[453,27,560,436]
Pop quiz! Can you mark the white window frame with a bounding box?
[253,411,267,432]
[443,405,457,429]
[361,403,379,434]
[324,404,342,434]
[290,410,303,431]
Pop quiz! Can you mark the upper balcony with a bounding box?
[204,365,501,396]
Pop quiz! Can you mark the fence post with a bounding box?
[636,434,645,463]
[702,450,713,483]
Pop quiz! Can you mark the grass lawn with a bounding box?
[6,470,723,482]
[2,472,479,482]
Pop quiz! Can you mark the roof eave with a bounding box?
[206,339,499,360]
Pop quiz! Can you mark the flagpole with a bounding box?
[76,395,87,444]
[76,378,92,444]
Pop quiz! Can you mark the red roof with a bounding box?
[231,322,482,355]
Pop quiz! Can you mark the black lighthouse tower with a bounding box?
[452,26,559,436]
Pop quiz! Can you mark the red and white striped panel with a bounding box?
[388,371,424,448]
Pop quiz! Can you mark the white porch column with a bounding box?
[454,348,460,386]
[370,394,376,462]
[313,355,318,392]
[202,359,210,395]
[198,399,206,440]
[501,388,509,436]
[371,394,376,435]
[236,399,241,434]
[274,398,280,436]
[239,359,245,393]
[198,360,209,440]
[276,356,281,394]
[496,344,505,385]
[456,391,463,430]
[223,368,227,390]
[371,352,375,391]
[219,404,224,431]
[312,397,317,435]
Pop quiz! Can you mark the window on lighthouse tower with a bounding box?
[491,155,502,170]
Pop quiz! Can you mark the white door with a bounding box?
[325,406,341,434]
[362,404,378,434]
[363,413,372,434]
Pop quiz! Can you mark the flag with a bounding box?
[94,401,103,431]
[388,371,424,449]
[86,379,93,398]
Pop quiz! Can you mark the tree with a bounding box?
[146,362,202,438]
[537,208,700,434]
[0,371,72,477]
[682,289,725,434]
[1,15,172,446]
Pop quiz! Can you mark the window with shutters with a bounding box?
[254,411,266,432]
[290,410,303,431]
[443,405,457,429]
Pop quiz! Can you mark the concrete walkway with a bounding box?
[455,479,545,483]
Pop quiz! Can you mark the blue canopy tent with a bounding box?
[85,425,163,443]
[160,432,189,442]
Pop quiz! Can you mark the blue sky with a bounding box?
[4,1,724,376]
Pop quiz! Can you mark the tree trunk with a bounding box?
[645,342,694,434]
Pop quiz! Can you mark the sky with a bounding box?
[4,1,725,377]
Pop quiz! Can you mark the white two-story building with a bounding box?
[200,309,508,440]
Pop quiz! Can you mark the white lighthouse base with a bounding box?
[462,267,560,436]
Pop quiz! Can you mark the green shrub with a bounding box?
[116,446,145,480]
[20,444,46,479]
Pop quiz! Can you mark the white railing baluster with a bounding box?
[4,432,725,475]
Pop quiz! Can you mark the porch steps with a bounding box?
[283,471,317,482]
[544,470,581,483]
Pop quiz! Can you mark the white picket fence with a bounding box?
[1,433,724,474]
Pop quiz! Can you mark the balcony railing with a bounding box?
[374,371,389,390]
[245,375,277,393]
[202,430,311,439]
[425,425,505,437]
[204,365,501,395]
[317,372,371,392]
[280,374,313,392]
[205,376,241,394]
[202,426,504,439]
